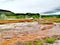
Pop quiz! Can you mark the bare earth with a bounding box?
[0,22,60,45]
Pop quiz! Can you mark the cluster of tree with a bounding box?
[0,9,40,20]
[41,15,60,18]
[15,13,40,19]
[0,9,60,20]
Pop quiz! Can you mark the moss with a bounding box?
[25,42,32,45]
[34,42,44,45]
[33,39,44,45]
[46,38,55,44]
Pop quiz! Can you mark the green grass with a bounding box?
[25,42,33,45]
[34,42,44,45]
[46,38,55,44]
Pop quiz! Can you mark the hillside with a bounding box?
[0,9,40,20]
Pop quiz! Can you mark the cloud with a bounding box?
[0,0,14,3]
[0,0,60,13]
[42,7,60,14]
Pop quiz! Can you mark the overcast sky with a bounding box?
[0,0,60,14]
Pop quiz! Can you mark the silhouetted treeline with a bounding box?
[0,9,60,20]
[0,9,40,20]
[41,15,60,18]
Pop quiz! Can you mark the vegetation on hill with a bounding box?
[0,9,40,20]
[0,9,60,23]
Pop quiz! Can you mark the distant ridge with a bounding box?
[0,9,14,13]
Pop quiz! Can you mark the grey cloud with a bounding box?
[42,7,60,14]
[0,0,60,13]
[2,0,14,3]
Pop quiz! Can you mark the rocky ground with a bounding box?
[0,22,60,45]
